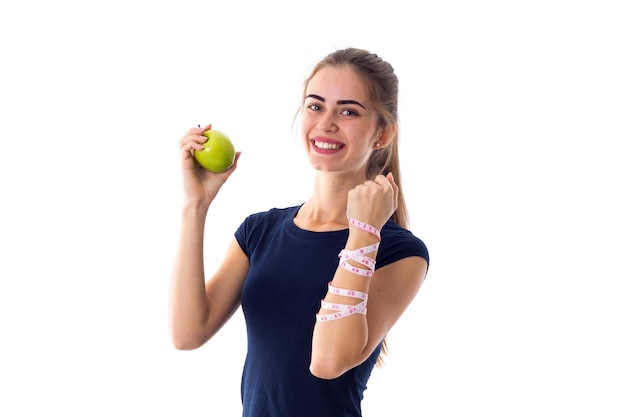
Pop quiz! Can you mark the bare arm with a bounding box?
[168,125,247,350]
[169,227,249,350]
[310,173,428,378]
[310,253,427,378]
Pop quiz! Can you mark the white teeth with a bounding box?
[314,141,341,150]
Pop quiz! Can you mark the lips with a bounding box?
[311,137,345,152]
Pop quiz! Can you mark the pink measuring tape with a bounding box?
[316,215,381,322]
[347,215,381,240]
[316,283,368,321]
[338,215,380,277]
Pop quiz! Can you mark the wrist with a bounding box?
[345,228,379,251]
[182,199,211,217]
[347,215,382,240]
[345,215,381,251]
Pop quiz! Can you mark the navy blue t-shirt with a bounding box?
[234,205,429,417]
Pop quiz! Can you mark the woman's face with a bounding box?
[301,65,381,175]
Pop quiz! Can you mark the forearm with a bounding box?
[169,201,211,350]
[310,228,379,377]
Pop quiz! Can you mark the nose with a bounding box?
[317,112,337,133]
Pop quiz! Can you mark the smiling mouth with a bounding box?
[313,140,344,150]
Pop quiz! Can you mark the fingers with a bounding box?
[180,124,212,143]
[179,124,212,157]
[222,151,242,174]
[347,173,399,228]
[361,174,395,196]
[348,179,391,208]
[384,172,399,204]
[385,172,395,186]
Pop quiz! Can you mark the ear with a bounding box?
[373,125,397,149]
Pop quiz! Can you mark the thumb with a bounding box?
[386,171,399,202]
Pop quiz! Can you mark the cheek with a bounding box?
[299,113,316,138]
[300,111,314,127]
[297,119,311,146]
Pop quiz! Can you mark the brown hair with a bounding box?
[301,48,409,365]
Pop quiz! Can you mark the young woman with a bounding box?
[170,47,429,417]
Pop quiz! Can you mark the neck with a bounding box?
[295,170,366,231]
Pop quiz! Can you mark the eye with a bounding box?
[340,108,359,117]
[307,103,321,111]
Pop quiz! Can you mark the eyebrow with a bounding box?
[305,94,366,109]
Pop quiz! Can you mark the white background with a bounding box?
[1,1,624,415]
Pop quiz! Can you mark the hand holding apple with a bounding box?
[194,129,236,173]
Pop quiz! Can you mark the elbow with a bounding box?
[171,338,201,351]
[310,338,368,379]
[170,329,206,351]
[310,364,343,380]
[309,356,353,380]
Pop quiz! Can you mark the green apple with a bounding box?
[194,129,235,173]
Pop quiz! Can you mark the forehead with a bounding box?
[306,66,368,100]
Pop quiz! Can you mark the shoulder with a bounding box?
[378,220,429,269]
[239,205,300,229]
[234,206,300,255]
